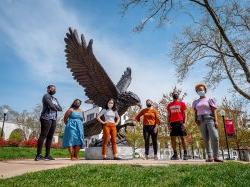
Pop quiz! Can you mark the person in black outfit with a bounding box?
[35,85,62,161]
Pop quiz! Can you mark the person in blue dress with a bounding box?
[63,99,84,160]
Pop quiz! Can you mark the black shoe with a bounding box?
[214,158,223,162]
[44,155,55,161]
[183,154,188,160]
[34,154,44,161]
[114,157,122,160]
[103,157,107,160]
[171,155,179,160]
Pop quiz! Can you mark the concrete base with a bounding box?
[85,146,133,160]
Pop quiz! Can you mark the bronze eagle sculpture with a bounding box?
[64,28,141,138]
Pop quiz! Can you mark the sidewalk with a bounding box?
[0,158,241,179]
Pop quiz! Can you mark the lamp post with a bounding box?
[220,109,230,160]
[190,133,194,159]
[196,141,200,159]
[1,108,9,139]
[191,142,194,159]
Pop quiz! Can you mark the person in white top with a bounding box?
[97,98,120,160]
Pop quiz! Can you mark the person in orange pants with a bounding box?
[97,98,120,160]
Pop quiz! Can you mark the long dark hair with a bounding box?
[70,99,82,109]
[105,98,117,111]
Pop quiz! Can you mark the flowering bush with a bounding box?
[0,137,62,148]
[6,140,21,147]
[51,142,61,149]
[21,138,38,148]
[0,138,7,146]
[0,138,37,147]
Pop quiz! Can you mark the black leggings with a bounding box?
[37,118,56,156]
[143,125,158,155]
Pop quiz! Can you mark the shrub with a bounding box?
[51,142,62,149]
[0,138,8,147]
[21,138,38,147]
[9,130,24,142]
[7,140,21,147]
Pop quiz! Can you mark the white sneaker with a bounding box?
[154,155,158,160]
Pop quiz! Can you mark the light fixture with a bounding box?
[220,109,225,117]
[3,108,8,115]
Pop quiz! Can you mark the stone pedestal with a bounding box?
[85,146,133,160]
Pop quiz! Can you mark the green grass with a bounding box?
[0,162,249,186]
[0,147,82,160]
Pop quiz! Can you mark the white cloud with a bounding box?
[0,0,179,108]
[0,0,246,111]
[0,0,82,82]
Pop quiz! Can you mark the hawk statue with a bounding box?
[64,27,141,139]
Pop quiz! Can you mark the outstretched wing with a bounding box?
[64,27,119,108]
[116,67,132,92]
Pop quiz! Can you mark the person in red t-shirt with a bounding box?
[167,91,188,160]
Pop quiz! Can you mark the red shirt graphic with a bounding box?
[167,100,186,123]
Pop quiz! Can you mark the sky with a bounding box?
[0,0,249,113]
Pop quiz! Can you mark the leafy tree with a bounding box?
[125,106,145,157]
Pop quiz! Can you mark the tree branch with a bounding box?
[203,0,250,83]
[215,36,250,99]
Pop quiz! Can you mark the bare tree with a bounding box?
[0,105,19,122]
[121,0,250,99]
[16,109,40,139]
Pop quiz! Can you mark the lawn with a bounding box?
[0,147,82,160]
[0,162,249,186]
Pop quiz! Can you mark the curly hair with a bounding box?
[195,83,207,93]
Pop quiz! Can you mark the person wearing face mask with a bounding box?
[167,91,188,160]
[63,99,85,160]
[97,98,121,160]
[134,99,160,160]
[35,85,62,161]
[192,83,223,162]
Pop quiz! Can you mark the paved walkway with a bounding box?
[0,158,245,179]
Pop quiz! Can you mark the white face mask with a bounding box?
[108,103,113,109]
[197,91,206,97]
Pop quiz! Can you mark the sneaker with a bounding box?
[144,155,149,160]
[103,157,107,160]
[114,157,122,160]
[34,154,44,161]
[171,155,179,160]
[205,158,213,162]
[44,155,55,161]
[214,158,223,162]
[183,154,188,160]
[154,155,158,160]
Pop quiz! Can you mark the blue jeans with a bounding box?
[198,114,219,159]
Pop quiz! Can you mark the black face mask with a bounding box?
[49,90,56,95]
[73,105,80,109]
[72,103,81,109]
[173,94,179,100]
[146,103,152,108]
